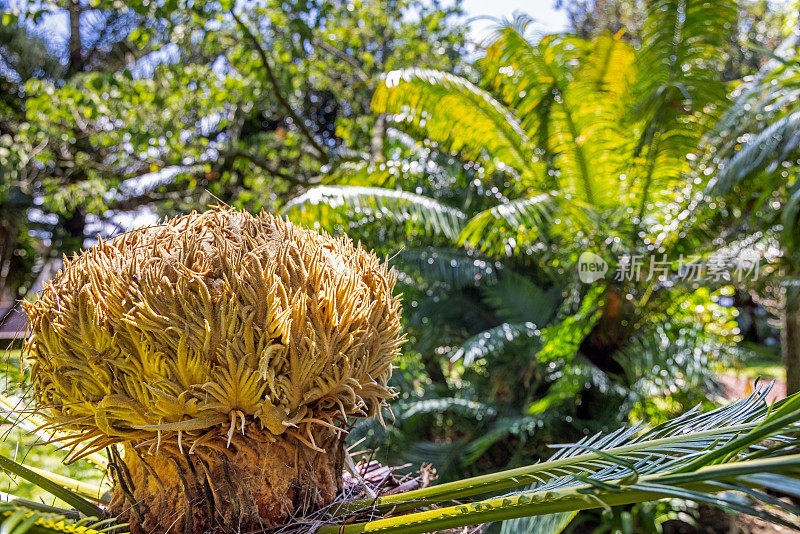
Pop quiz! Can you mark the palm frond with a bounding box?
[628,0,737,217]
[403,441,470,481]
[335,383,794,516]
[450,323,541,366]
[481,19,579,137]
[696,38,800,261]
[8,463,108,504]
[393,248,499,289]
[635,0,735,117]
[463,415,543,465]
[482,272,560,326]
[321,139,457,190]
[398,398,498,421]
[458,193,600,255]
[281,185,467,240]
[482,25,634,209]
[499,511,576,534]
[0,502,116,534]
[372,68,541,178]
[615,322,723,400]
[326,453,800,533]
[709,109,800,195]
[458,193,556,253]
[0,454,104,518]
[348,398,498,446]
[325,388,800,533]
[557,33,635,209]
[707,32,799,145]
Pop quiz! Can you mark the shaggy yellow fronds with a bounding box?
[23,208,403,460]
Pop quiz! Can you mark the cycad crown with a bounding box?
[24,207,403,457]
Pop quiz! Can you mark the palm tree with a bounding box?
[284,0,743,478]
[699,29,800,393]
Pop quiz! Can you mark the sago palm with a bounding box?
[696,31,800,394]
[283,0,744,480]
[19,207,403,533]
[287,0,733,254]
[285,0,738,351]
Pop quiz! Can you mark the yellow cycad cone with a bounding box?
[23,207,404,533]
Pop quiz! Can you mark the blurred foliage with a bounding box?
[3,0,800,532]
[286,0,760,486]
[0,350,106,507]
[558,0,791,81]
[0,0,468,298]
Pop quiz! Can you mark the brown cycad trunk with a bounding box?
[579,286,627,375]
[109,429,345,534]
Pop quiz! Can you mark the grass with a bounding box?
[0,349,108,506]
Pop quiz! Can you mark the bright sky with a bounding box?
[463,0,568,43]
[26,0,569,53]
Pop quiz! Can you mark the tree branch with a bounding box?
[230,10,329,164]
[227,150,321,186]
[310,37,370,84]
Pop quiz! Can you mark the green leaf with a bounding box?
[482,25,634,209]
[458,193,560,253]
[320,454,800,533]
[0,454,104,518]
[282,185,467,240]
[450,322,541,366]
[499,511,577,534]
[333,384,790,518]
[482,272,559,325]
[393,248,498,289]
[373,68,541,179]
[0,501,115,534]
[709,110,800,195]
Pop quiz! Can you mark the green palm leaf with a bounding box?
[450,322,541,366]
[628,0,737,221]
[635,0,735,116]
[281,185,467,240]
[708,33,799,149]
[326,454,800,533]
[328,385,800,531]
[372,68,540,178]
[0,454,104,518]
[393,248,499,289]
[463,415,543,466]
[482,23,634,209]
[348,398,498,447]
[500,511,576,534]
[398,398,498,421]
[482,272,560,325]
[710,109,800,195]
[459,193,558,253]
[459,192,599,255]
[0,502,116,534]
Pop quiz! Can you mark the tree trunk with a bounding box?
[783,284,800,395]
[109,429,345,534]
[370,114,386,159]
[67,0,83,74]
